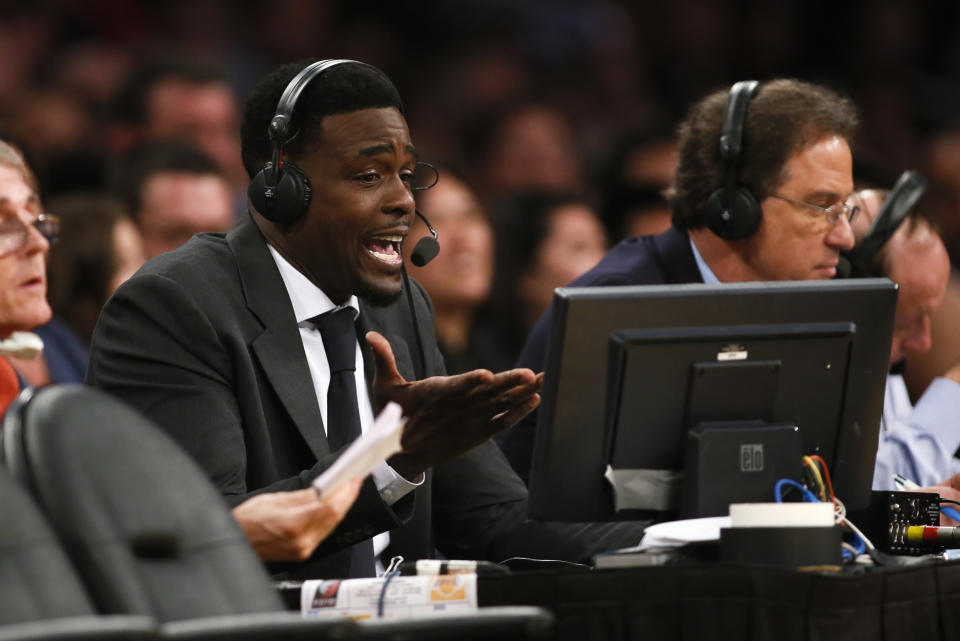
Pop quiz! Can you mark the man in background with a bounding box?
[845,188,960,489]
[0,139,57,411]
[110,56,248,199]
[502,79,859,481]
[111,140,233,257]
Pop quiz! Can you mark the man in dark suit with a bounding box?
[88,60,644,579]
[500,79,861,481]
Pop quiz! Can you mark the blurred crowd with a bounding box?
[3,0,960,380]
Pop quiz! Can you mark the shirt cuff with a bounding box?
[370,460,424,505]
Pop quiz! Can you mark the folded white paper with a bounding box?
[637,516,731,550]
[312,401,406,497]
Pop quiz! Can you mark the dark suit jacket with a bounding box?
[497,227,704,481]
[88,215,645,579]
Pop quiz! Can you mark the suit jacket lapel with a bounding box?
[357,311,377,410]
[357,302,416,414]
[227,215,330,459]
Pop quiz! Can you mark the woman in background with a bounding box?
[492,190,608,358]
[404,166,514,374]
[10,194,145,385]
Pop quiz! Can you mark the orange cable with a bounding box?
[810,454,836,506]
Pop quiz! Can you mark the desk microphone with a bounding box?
[410,208,440,266]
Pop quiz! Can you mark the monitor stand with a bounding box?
[681,422,803,518]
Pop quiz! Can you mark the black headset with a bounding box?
[703,80,762,240]
[840,170,927,278]
[248,58,373,224]
[247,58,441,267]
[248,58,440,378]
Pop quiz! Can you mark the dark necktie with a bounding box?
[314,306,375,577]
[315,307,363,452]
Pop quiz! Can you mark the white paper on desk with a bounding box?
[311,401,406,496]
[637,516,731,551]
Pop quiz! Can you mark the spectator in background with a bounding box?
[1,88,101,197]
[109,56,247,206]
[44,194,145,346]
[493,191,607,353]
[845,188,960,489]
[0,139,56,409]
[111,140,233,258]
[904,128,960,400]
[459,100,583,208]
[8,195,145,387]
[0,149,93,388]
[404,166,514,374]
[600,183,672,243]
[595,129,677,242]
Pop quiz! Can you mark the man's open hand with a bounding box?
[367,331,542,479]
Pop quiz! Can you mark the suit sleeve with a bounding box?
[493,304,554,484]
[87,273,411,550]
[432,440,647,563]
[496,268,651,484]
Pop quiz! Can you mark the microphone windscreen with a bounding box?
[411,236,440,266]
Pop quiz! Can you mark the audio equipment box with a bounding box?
[848,490,942,555]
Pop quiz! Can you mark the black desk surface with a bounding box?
[279,559,960,640]
[478,561,959,641]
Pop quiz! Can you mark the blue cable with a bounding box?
[942,505,960,522]
[843,530,866,557]
[853,534,866,555]
[775,477,866,562]
[377,570,400,618]
[774,478,819,503]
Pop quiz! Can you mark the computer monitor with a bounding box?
[527,279,897,521]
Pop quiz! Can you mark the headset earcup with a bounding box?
[247,162,313,224]
[704,187,762,240]
[247,167,271,216]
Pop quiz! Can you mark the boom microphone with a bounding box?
[410,209,440,266]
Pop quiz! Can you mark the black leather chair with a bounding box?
[1,385,354,640]
[0,465,157,639]
[353,606,555,640]
[2,384,554,641]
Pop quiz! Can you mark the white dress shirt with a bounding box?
[268,245,422,563]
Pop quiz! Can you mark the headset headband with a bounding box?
[858,170,927,269]
[269,58,355,145]
[719,80,759,160]
[252,58,406,222]
[718,80,759,206]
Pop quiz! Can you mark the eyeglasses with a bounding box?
[769,193,856,225]
[0,211,59,256]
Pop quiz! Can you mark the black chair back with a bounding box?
[0,463,98,624]
[1,385,285,623]
[0,464,157,639]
